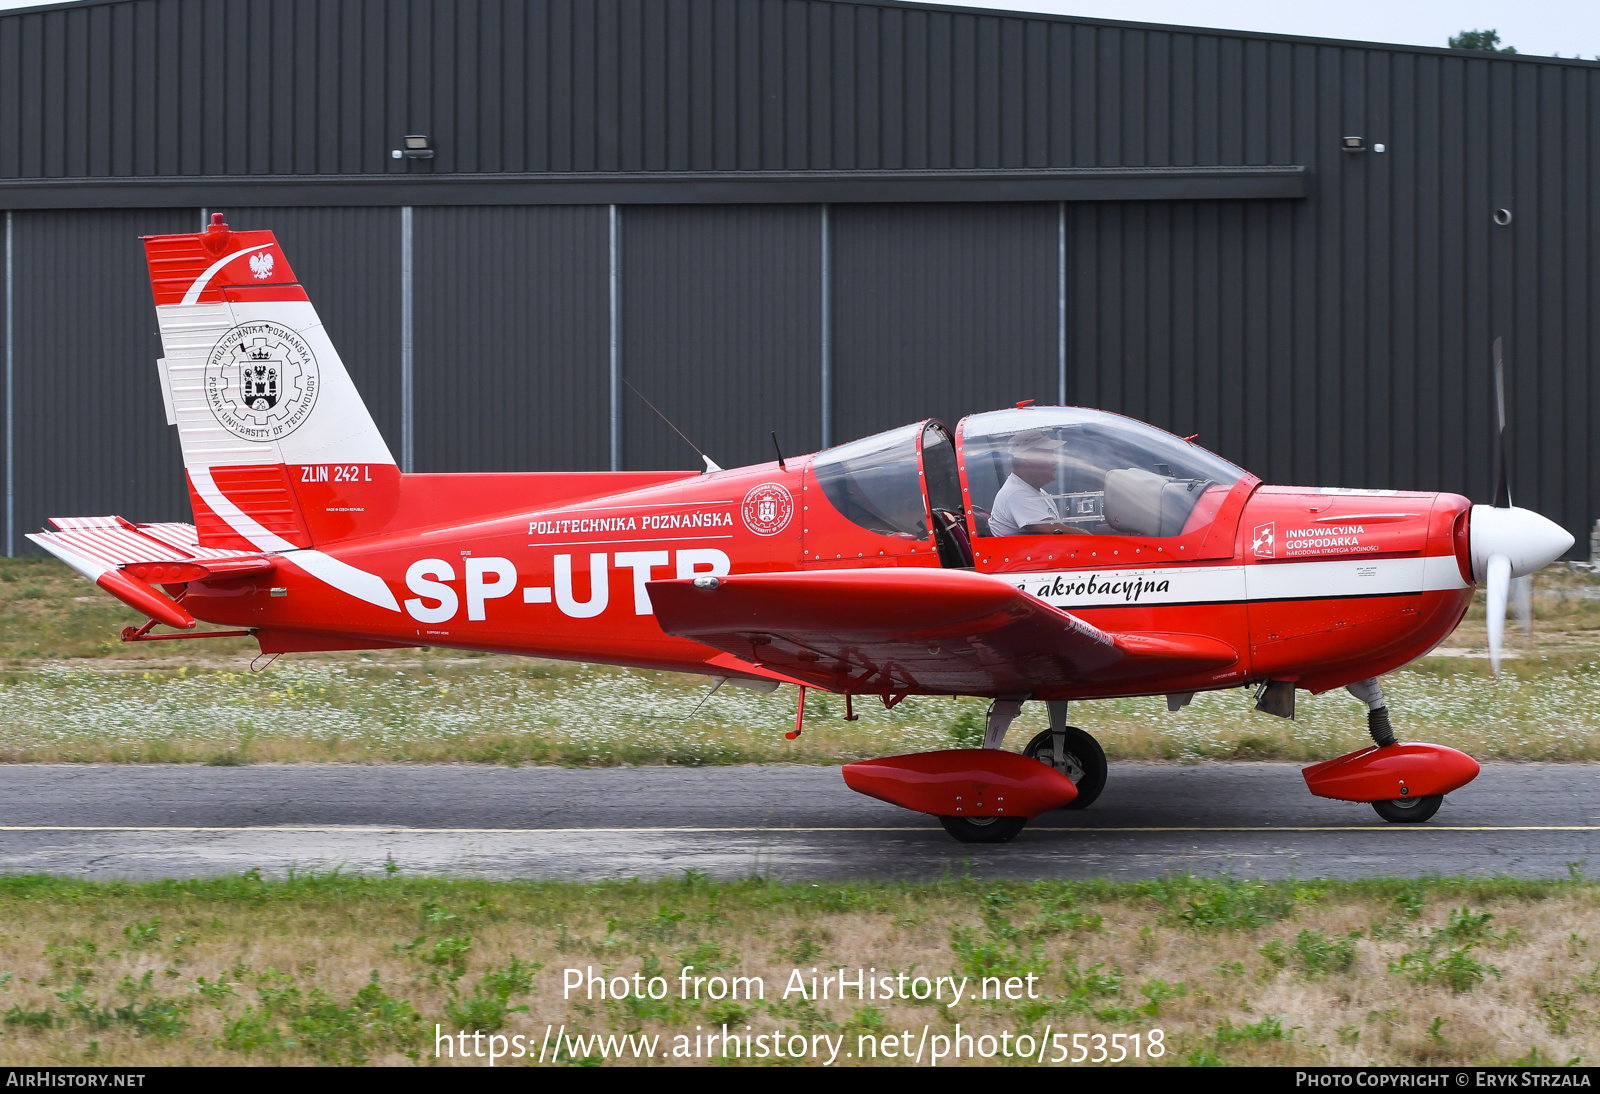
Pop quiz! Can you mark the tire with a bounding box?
[1371,794,1443,823]
[1023,726,1108,810]
[938,815,1028,844]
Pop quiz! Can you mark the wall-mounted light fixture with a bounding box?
[1341,136,1365,153]
[391,135,435,161]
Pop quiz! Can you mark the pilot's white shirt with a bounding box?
[988,473,1063,537]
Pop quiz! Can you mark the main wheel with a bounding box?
[1023,726,1108,809]
[938,815,1028,844]
[1371,794,1443,823]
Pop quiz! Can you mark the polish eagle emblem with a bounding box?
[248,251,275,280]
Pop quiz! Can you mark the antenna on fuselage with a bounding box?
[621,378,720,472]
[771,431,787,472]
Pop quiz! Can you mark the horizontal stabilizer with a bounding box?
[28,517,269,628]
[651,567,1241,695]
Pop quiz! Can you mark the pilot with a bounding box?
[987,429,1088,536]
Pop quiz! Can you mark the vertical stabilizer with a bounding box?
[145,214,397,549]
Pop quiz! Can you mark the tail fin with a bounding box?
[146,214,397,550]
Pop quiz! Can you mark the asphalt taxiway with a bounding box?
[2,762,1597,881]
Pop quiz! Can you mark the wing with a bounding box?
[648,567,1238,696]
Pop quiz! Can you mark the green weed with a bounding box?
[444,957,539,1034]
[1260,929,1360,977]
[950,904,1048,984]
[122,917,162,948]
[947,710,983,748]
[1390,945,1498,993]
[1166,877,1302,931]
[225,970,422,1063]
[1215,1015,1289,1044]
[3,1004,56,1030]
[1389,907,1504,993]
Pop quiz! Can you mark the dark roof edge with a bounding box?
[0,166,1307,210]
[2,0,1594,68]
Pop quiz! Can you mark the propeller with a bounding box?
[1471,337,1573,673]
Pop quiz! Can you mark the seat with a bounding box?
[1103,467,1167,536]
[932,508,975,568]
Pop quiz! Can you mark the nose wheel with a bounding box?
[1023,726,1107,809]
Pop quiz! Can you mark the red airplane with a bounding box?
[32,218,1574,842]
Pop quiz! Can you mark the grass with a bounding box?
[6,556,1600,765]
[0,873,1596,1066]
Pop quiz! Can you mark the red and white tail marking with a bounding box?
[128,216,403,612]
[146,214,395,553]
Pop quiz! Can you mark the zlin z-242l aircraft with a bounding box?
[34,216,1575,843]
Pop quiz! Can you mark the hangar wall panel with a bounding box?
[1,0,1598,547]
[412,205,610,472]
[1,0,1321,178]
[224,206,404,451]
[2,215,9,555]
[620,204,821,471]
[830,202,1058,442]
[12,208,195,550]
[5,0,1589,179]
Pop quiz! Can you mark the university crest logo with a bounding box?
[741,482,794,537]
[203,321,320,442]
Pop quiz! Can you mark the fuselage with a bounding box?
[179,407,1476,702]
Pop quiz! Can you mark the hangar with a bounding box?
[1,0,1596,556]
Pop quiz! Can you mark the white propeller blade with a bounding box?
[1512,573,1533,641]
[1470,505,1573,676]
[1486,554,1509,675]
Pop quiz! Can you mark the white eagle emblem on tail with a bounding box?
[248,251,275,280]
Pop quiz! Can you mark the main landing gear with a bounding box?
[936,698,1108,844]
[1023,700,1108,810]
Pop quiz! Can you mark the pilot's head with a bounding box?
[1008,430,1065,488]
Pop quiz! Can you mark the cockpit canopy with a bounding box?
[810,421,961,540]
[960,407,1244,538]
[805,407,1245,557]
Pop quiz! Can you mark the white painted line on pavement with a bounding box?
[1,825,1597,834]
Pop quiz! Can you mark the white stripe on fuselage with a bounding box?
[1004,554,1468,611]
[189,465,399,612]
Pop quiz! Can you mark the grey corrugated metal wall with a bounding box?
[12,208,193,543]
[832,201,1059,441]
[3,0,1593,179]
[0,0,1336,176]
[0,0,1597,554]
[621,204,821,471]
[414,205,611,472]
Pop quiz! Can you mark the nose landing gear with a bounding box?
[1302,677,1480,822]
[1370,794,1444,823]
